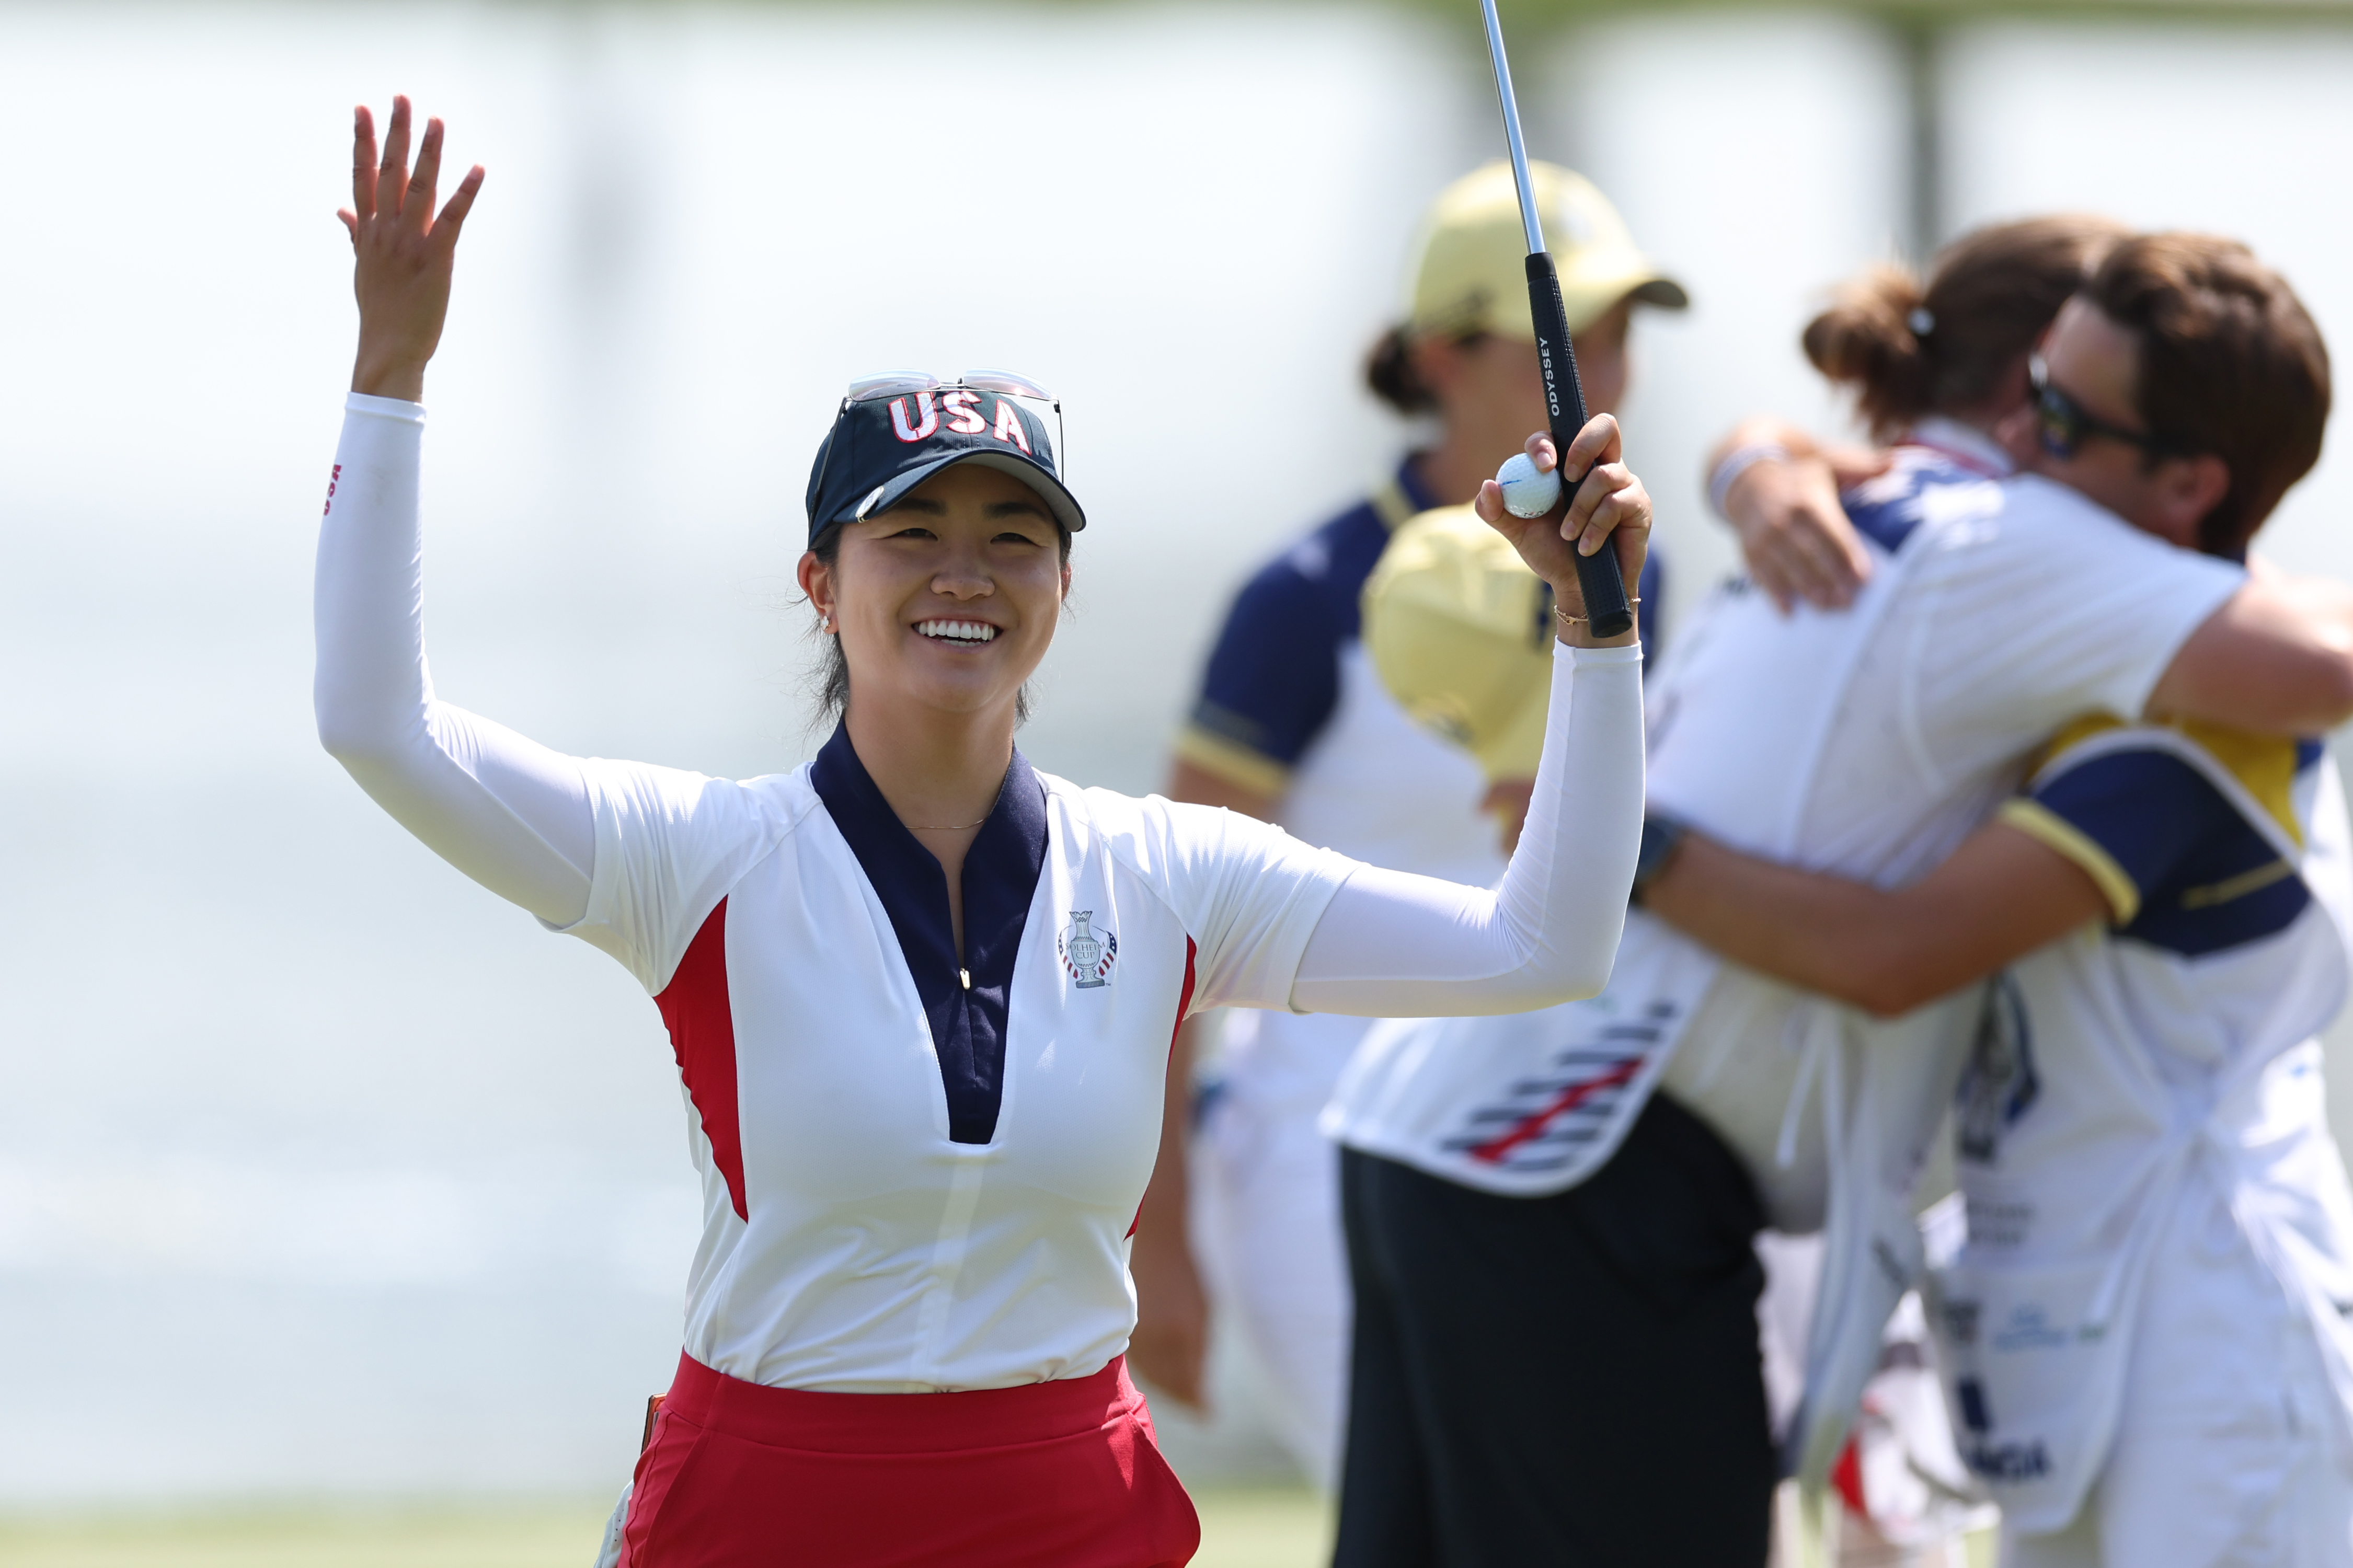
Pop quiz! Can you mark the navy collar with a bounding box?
[1396,453,1440,514]
[809,723,1049,1145]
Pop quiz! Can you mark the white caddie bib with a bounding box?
[1925,735,2353,1532]
[1331,480,1943,1195]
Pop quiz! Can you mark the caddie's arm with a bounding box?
[2149,559,2353,734]
[1640,821,2107,1020]
[1704,418,1885,614]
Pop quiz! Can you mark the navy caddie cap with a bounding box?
[803,373,1086,549]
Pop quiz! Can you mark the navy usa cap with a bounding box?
[803,376,1085,549]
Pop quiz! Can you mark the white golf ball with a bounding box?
[1496,451,1562,517]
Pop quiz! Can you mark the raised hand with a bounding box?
[338,97,485,402]
[1474,416,1651,647]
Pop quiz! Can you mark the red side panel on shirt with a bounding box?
[1172,938,1198,1055]
[656,898,748,1220]
[1832,1434,1868,1518]
[1129,938,1199,1240]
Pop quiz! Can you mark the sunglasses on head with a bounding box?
[844,369,1057,406]
[2029,356,2174,462]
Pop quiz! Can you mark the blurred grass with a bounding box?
[0,1503,614,1568]
[1193,1486,1335,1567]
[0,1486,1332,1568]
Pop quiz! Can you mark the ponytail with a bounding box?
[1365,324,1437,415]
[1803,266,1933,438]
[1804,215,2131,441]
[1364,324,1499,417]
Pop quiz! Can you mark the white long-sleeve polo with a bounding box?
[314,393,1644,1390]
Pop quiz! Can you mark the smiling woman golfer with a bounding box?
[316,101,1646,1567]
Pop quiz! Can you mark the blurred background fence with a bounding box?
[5,0,2353,1509]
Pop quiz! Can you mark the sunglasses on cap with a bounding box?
[2030,355,2175,462]
[844,368,1057,405]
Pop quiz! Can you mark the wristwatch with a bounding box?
[1630,815,1690,906]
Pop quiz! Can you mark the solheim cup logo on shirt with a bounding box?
[1058,911,1118,989]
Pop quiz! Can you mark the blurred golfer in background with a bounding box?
[1124,162,1684,1488]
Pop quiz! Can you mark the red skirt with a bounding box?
[617,1353,1200,1567]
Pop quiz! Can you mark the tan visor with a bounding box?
[1407,160,1688,342]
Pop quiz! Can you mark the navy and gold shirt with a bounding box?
[2000,717,2325,958]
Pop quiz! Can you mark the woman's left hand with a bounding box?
[1474,416,1650,647]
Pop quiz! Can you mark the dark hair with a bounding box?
[1364,325,1490,416]
[2086,233,2331,558]
[1804,215,2130,440]
[806,516,1074,728]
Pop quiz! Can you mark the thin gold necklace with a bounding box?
[909,817,988,831]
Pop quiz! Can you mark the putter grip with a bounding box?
[1525,252,1634,639]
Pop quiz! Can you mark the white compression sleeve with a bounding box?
[1288,642,1644,1016]
[313,394,598,927]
